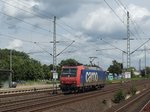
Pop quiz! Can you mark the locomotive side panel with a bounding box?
[80,70,106,86]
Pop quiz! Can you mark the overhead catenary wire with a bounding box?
[103,0,124,23]
[115,0,150,53]
[130,39,150,55]
[56,40,75,57]
[0,33,54,45]
[16,0,52,18]
[113,0,140,40]
[0,1,74,40]
[34,42,53,56]
[57,19,78,33]
[0,0,53,21]
[103,0,139,39]
[0,10,50,32]
[56,22,77,38]
[114,0,147,40]
[103,0,150,62]
[15,0,78,35]
[1,17,50,37]
[17,0,80,35]
[7,0,82,41]
[0,33,35,43]
[100,38,126,53]
[0,11,72,41]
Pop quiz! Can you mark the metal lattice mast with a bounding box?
[9,50,12,87]
[144,46,146,75]
[53,16,56,72]
[127,11,130,69]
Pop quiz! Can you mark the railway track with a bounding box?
[0,79,147,96]
[0,79,149,112]
[0,89,62,107]
[0,90,62,106]
[140,100,150,112]
[0,86,121,112]
[0,85,59,95]
[107,88,150,112]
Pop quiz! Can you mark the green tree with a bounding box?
[0,49,45,81]
[58,58,82,67]
[107,60,122,75]
[42,64,54,80]
[141,67,150,78]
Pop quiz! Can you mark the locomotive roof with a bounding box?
[62,65,103,71]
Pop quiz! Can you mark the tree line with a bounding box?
[0,49,82,81]
[0,49,149,81]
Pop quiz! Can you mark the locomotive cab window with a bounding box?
[61,68,77,77]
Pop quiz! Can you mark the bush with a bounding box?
[130,85,137,95]
[106,80,112,84]
[112,89,125,103]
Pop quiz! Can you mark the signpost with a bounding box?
[53,72,58,79]
[52,71,58,94]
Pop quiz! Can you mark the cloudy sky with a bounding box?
[0,0,150,70]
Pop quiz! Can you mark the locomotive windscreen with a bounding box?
[61,68,77,77]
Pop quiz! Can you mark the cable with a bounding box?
[96,48,117,51]
[0,10,50,32]
[114,0,127,14]
[27,51,46,54]
[57,19,77,33]
[0,10,71,40]
[115,0,146,40]
[103,0,139,39]
[130,39,150,54]
[100,38,126,53]
[56,23,76,37]
[34,42,53,56]
[13,0,82,40]
[56,41,75,57]
[104,0,124,23]
[1,17,50,37]
[1,0,75,39]
[12,0,54,20]
[17,0,78,35]
[0,0,52,21]
[0,33,53,45]
[114,0,140,40]
[0,33,34,43]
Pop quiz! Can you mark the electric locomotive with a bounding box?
[60,65,106,92]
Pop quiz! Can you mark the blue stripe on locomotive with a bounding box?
[80,69,106,84]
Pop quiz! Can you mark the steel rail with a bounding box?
[114,89,150,112]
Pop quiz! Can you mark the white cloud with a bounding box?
[1,1,150,70]
[2,0,37,18]
[128,4,150,20]
[7,39,23,49]
[82,7,124,34]
[82,4,150,37]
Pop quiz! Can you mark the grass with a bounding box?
[106,77,147,85]
[17,80,60,86]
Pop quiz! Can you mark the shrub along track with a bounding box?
[106,88,150,112]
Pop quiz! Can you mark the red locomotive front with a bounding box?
[60,65,84,92]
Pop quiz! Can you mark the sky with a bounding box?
[0,0,150,70]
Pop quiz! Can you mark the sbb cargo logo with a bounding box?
[86,72,98,82]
